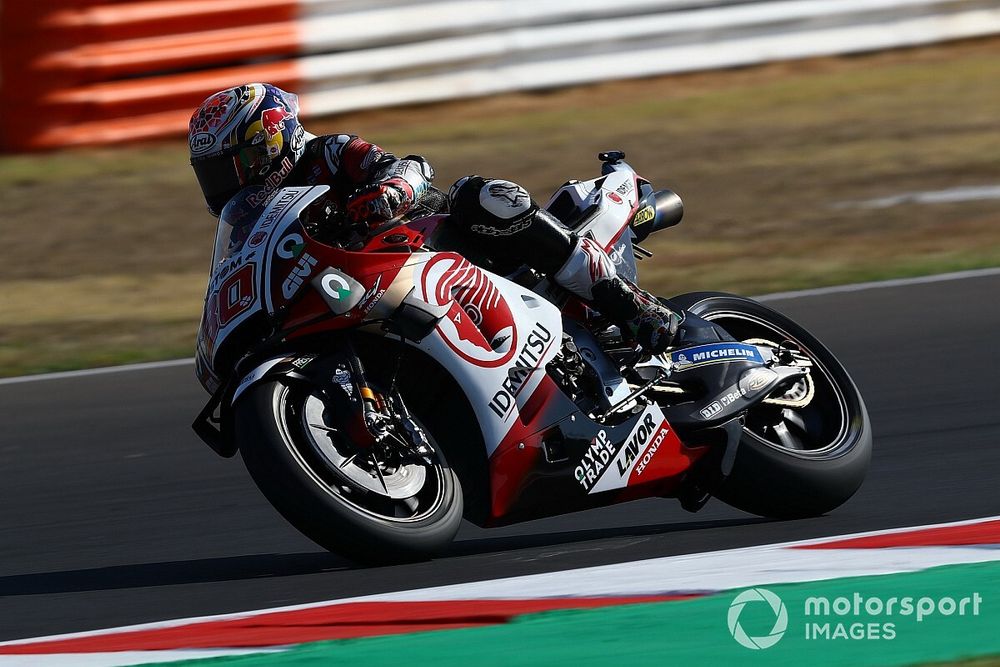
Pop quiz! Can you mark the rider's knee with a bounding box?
[448,176,537,235]
[447,176,575,275]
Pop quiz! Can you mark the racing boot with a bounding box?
[447,176,682,352]
[554,236,682,354]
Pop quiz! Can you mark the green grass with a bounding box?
[2,38,999,377]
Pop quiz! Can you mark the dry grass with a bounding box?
[2,37,999,376]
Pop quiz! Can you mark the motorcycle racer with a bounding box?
[188,83,682,353]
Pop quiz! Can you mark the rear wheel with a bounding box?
[671,292,872,518]
[236,379,463,563]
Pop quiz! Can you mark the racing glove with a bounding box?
[345,178,414,227]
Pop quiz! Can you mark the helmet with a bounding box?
[189,83,306,216]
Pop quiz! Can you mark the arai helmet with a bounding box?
[189,83,306,216]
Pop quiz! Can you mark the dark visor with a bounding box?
[191,153,244,217]
[192,140,272,217]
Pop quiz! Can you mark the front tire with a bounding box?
[671,292,872,518]
[236,379,463,563]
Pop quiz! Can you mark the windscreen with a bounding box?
[211,185,270,269]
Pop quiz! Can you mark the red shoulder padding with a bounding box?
[341,137,386,183]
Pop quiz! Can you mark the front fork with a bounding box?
[192,334,430,460]
[336,337,431,457]
[341,337,389,440]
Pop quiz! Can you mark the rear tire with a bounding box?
[671,292,872,518]
[236,379,463,563]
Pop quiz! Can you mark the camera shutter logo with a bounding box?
[728,588,788,649]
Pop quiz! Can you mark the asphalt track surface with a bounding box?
[1,273,998,641]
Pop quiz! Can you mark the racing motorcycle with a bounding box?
[193,151,871,563]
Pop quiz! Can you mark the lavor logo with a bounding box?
[582,405,671,495]
[615,412,659,477]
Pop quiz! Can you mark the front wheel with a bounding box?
[235,379,463,563]
[671,292,872,518]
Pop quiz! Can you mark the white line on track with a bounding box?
[834,185,1000,209]
[1,514,997,649]
[754,266,1000,302]
[0,358,194,387]
[2,266,998,386]
[0,649,284,667]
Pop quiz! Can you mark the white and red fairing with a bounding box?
[196,187,327,392]
[544,168,642,253]
[397,252,564,459]
[199,186,566,461]
[205,179,694,522]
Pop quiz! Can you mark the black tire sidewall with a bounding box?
[671,292,873,518]
[236,379,464,562]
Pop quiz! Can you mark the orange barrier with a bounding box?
[43,0,296,33]
[38,61,301,148]
[0,0,300,152]
[36,23,300,80]
[5,0,998,152]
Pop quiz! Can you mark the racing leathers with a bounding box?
[281,133,433,226]
[281,134,681,354]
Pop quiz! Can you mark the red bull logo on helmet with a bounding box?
[260,106,294,139]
